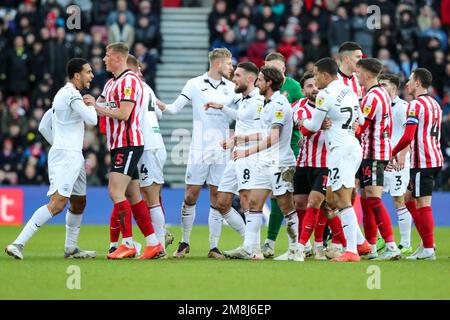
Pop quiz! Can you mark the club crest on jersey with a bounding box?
[363,105,372,116]
[317,97,324,107]
[257,105,262,113]
[124,87,132,99]
[275,110,284,119]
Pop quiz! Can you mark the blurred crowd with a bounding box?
[0,0,162,186]
[208,0,450,190]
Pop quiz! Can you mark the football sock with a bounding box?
[367,197,394,243]
[285,210,299,250]
[267,198,283,241]
[406,201,422,238]
[65,210,82,251]
[314,209,327,243]
[15,205,53,246]
[396,206,412,248]
[328,215,347,247]
[299,208,319,246]
[208,207,223,250]
[150,204,166,249]
[131,200,155,239]
[181,201,196,244]
[361,197,377,245]
[223,207,246,239]
[418,206,434,249]
[113,200,133,248]
[243,212,262,253]
[109,209,120,245]
[339,206,358,254]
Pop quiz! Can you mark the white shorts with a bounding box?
[218,158,255,193]
[251,163,295,196]
[383,167,410,197]
[326,145,362,192]
[138,148,167,187]
[185,149,228,186]
[47,149,86,198]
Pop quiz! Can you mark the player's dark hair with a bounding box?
[378,73,400,88]
[314,58,338,76]
[237,61,259,76]
[265,52,285,63]
[356,58,383,76]
[412,68,432,88]
[338,41,363,53]
[66,58,89,79]
[300,71,314,87]
[260,66,284,91]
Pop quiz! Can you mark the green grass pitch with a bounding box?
[1,225,449,300]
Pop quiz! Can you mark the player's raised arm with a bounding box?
[157,79,194,114]
[38,108,53,145]
[71,94,97,125]
[302,92,328,133]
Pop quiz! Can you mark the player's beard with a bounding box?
[235,83,248,94]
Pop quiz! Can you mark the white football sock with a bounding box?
[386,241,398,251]
[356,224,366,245]
[122,237,134,248]
[150,205,166,249]
[145,233,159,246]
[208,207,223,250]
[285,211,299,251]
[340,206,358,254]
[65,210,83,251]
[15,205,53,246]
[370,244,377,254]
[223,208,245,239]
[110,242,118,249]
[396,206,412,248]
[243,212,262,253]
[181,202,196,244]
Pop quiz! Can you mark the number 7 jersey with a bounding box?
[314,80,362,150]
[406,94,443,168]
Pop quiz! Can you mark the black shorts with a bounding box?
[408,167,441,198]
[359,159,388,188]
[110,146,144,179]
[294,167,328,196]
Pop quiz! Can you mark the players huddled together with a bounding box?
[5,41,442,262]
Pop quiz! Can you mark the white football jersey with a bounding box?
[232,88,264,151]
[49,82,97,152]
[303,80,361,150]
[391,95,410,166]
[141,82,165,151]
[182,73,236,151]
[259,91,296,166]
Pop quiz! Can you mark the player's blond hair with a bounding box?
[208,48,232,64]
[106,42,129,58]
[126,54,140,68]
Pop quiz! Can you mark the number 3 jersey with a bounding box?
[406,94,443,169]
[360,85,392,161]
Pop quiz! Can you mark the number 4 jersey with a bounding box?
[406,94,443,169]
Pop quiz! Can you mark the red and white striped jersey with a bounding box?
[101,69,144,150]
[360,85,392,160]
[337,69,364,100]
[295,98,327,168]
[406,94,443,169]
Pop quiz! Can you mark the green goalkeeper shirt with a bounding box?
[280,77,304,157]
